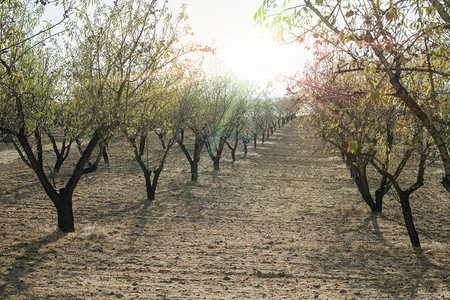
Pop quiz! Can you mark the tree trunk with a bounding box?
[128,136,156,202]
[138,133,147,157]
[230,148,236,162]
[443,176,450,193]
[143,169,155,201]
[35,128,43,168]
[142,167,162,202]
[243,141,248,156]
[253,134,257,149]
[213,158,220,171]
[178,134,204,183]
[375,189,383,213]
[102,147,109,164]
[54,189,75,232]
[192,137,203,181]
[148,170,162,201]
[348,159,378,213]
[206,136,225,172]
[354,173,377,213]
[136,131,174,201]
[374,178,391,213]
[232,131,238,162]
[191,161,199,182]
[400,192,421,248]
[225,131,239,162]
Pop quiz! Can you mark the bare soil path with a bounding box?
[0,119,449,299]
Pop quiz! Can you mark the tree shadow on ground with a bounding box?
[324,211,450,299]
[0,231,66,295]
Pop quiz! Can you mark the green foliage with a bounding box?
[67,0,189,141]
[258,0,450,191]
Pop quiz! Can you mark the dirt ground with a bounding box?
[0,119,449,299]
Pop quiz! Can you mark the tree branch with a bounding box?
[336,66,450,77]
[429,0,450,26]
[11,139,32,168]
[0,13,69,55]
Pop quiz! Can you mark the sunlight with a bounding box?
[220,38,308,89]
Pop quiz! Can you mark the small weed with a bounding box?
[78,224,108,240]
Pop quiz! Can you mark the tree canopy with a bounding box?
[256,0,450,192]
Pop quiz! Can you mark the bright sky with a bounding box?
[42,0,310,95]
[167,0,310,93]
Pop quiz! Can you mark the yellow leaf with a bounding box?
[348,140,358,154]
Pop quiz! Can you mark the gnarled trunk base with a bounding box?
[55,190,75,232]
[191,162,199,182]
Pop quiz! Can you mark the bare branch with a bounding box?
[11,139,32,168]
[0,13,69,55]
[336,66,450,77]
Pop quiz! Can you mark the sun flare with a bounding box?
[220,38,308,88]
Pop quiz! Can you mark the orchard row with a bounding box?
[258,0,449,248]
[0,0,297,232]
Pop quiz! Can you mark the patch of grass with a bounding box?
[76,224,108,240]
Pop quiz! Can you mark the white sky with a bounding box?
[166,0,309,94]
[43,0,311,95]
[167,0,265,46]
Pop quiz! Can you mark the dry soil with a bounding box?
[0,119,449,299]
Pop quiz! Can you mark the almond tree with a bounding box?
[202,76,247,171]
[176,79,209,182]
[0,0,187,232]
[0,0,106,232]
[236,88,267,156]
[124,85,182,201]
[257,0,450,192]
[299,53,390,213]
[370,124,433,248]
[250,95,275,147]
[295,49,435,248]
[105,0,192,201]
[224,83,253,162]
